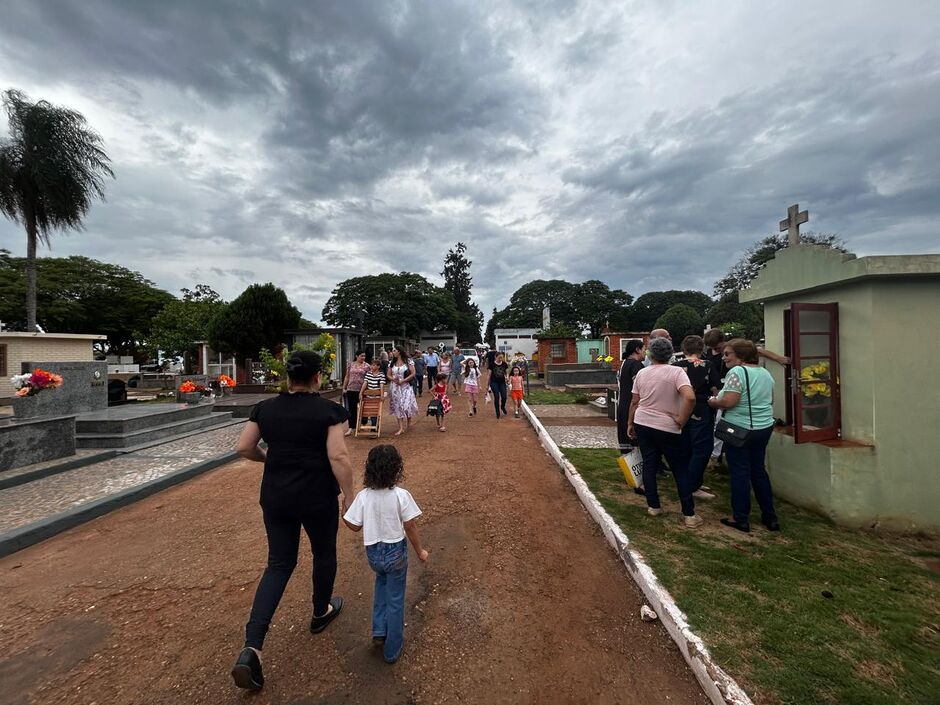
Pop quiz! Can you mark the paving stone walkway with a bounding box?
[528,404,619,449]
[0,422,245,534]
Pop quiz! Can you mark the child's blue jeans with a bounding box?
[366,539,408,662]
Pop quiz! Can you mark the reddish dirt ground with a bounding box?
[0,401,708,705]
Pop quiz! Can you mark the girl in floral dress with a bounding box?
[431,373,452,431]
[462,358,481,416]
[387,347,419,436]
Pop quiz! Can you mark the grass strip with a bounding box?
[564,447,940,705]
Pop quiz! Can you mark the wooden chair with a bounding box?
[355,388,384,437]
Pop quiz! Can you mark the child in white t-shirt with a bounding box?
[343,445,429,664]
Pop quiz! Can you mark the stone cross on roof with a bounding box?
[780,203,809,246]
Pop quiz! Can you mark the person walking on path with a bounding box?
[342,350,370,437]
[343,444,428,664]
[509,365,525,418]
[430,373,452,431]
[438,352,452,387]
[412,352,427,397]
[231,351,355,691]
[387,346,419,437]
[463,358,481,416]
[627,337,702,528]
[424,347,440,392]
[488,352,509,419]
[674,336,716,500]
[359,359,387,433]
[617,339,646,451]
[708,338,780,533]
[379,347,390,377]
[449,347,465,395]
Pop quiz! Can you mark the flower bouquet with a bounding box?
[218,374,237,395]
[595,354,615,370]
[10,368,64,397]
[800,361,832,427]
[179,380,207,404]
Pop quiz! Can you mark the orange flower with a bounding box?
[218,374,237,388]
[179,380,198,393]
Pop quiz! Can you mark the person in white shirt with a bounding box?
[343,445,429,664]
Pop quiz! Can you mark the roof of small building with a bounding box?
[740,247,940,303]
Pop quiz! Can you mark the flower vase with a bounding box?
[12,394,42,419]
[181,392,201,405]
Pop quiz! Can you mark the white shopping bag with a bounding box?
[617,447,644,489]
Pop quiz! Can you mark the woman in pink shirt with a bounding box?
[628,337,702,528]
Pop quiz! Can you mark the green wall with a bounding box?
[576,339,603,364]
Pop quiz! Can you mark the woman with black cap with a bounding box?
[231,350,355,691]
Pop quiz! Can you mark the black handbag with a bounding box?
[714,367,753,448]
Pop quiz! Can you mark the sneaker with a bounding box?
[231,647,264,690]
[647,507,663,517]
[692,489,716,500]
[683,514,704,529]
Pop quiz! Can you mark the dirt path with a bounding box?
[0,401,708,705]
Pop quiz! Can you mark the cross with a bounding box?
[779,203,809,246]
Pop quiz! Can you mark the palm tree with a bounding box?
[0,89,113,331]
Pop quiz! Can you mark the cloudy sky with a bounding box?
[1,0,939,325]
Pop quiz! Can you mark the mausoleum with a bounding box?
[741,245,940,530]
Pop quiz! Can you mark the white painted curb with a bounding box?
[521,401,755,705]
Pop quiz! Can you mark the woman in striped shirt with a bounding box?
[358,359,386,431]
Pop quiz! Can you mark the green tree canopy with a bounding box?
[629,289,713,331]
[490,279,580,330]
[0,255,172,354]
[654,303,705,343]
[0,89,113,330]
[442,242,483,343]
[321,272,458,337]
[713,232,846,299]
[208,283,301,360]
[574,279,634,337]
[150,285,227,361]
[705,293,764,341]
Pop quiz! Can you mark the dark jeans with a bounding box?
[489,379,507,417]
[634,423,695,516]
[244,500,339,649]
[427,367,438,389]
[724,425,777,525]
[344,390,361,427]
[686,407,715,492]
[414,371,425,395]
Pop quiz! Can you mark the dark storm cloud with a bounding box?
[1,1,938,324]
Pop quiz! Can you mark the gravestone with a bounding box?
[11,361,108,419]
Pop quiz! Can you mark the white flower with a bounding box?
[9,374,31,389]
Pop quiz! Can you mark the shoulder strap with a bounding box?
[742,366,752,427]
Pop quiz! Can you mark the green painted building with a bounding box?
[741,246,940,530]
[576,339,603,364]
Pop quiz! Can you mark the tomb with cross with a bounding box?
[779,203,809,246]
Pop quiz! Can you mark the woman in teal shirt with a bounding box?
[707,338,780,533]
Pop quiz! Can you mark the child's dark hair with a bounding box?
[511,366,522,376]
[364,444,404,489]
[435,372,447,383]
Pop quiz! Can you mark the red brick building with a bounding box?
[602,331,651,360]
[536,336,578,368]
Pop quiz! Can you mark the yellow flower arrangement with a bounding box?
[800,360,832,399]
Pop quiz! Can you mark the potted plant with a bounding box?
[178,380,206,405]
[9,368,64,419]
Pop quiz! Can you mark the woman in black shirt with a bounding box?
[674,335,715,499]
[231,351,355,691]
[488,352,509,418]
[617,339,646,451]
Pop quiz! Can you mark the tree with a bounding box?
[150,285,226,364]
[442,242,484,342]
[535,321,579,339]
[0,89,113,330]
[705,293,764,341]
[491,279,580,330]
[321,272,458,337]
[208,283,301,360]
[713,232,846,299]
[573,279,634,337]
[629,290,713,331]
[0,254,172,354]
[654,304,704,343]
